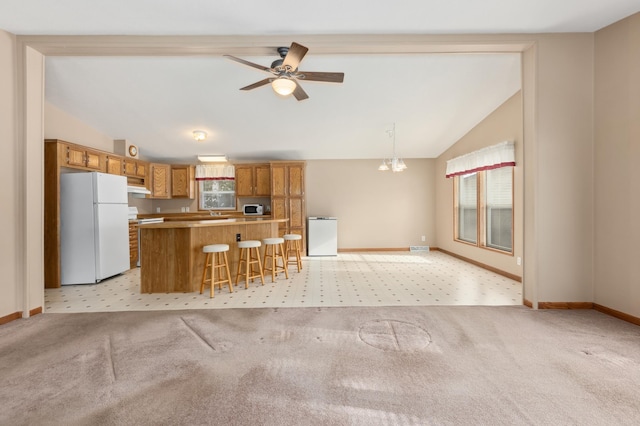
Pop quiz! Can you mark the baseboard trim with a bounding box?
[338,247,410,252]
[436,248,522,283]
[593,304,640,327]
[0,307,43,326]
[538,302,593,310]
[0,312,22,326]
[523,299,533,308]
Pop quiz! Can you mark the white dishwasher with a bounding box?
[307,217,338,256]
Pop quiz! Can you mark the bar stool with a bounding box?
[235,240,265,289]
[262,237,289,282]
[283,234,303,272]
[200,244,232,298]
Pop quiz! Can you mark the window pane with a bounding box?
[199,180,236,210]
[485,167,512,252]
[457,173,477,244]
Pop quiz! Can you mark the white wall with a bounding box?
[45,102,114,151]
[0,30,18,319]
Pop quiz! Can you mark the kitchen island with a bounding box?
[138,217,288,293]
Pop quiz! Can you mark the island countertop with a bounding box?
[139,218,288,293]
[138,217,285,229]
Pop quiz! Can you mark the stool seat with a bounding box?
[238,240,261,249]
[263,237,285,245]
[203,243,230,253]
[283,234,302,241]
[200,243,232,298]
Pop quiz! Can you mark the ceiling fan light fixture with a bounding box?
[378,160,390,171]
[271,77,296,96]
[193,130,207,141]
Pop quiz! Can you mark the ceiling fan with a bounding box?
[224,42,344,101]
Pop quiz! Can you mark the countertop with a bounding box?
[138,217,287,229]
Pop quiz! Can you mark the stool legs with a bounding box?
[284,239,303,272]
[200,251,232,298]
[263,242,289,282]
[235,247,265,288]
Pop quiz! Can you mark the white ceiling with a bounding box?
[2,1,638,163]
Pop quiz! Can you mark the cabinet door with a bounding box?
[289,197,305,229]
[123,160,137,176]
[235,166,254,196]
[171,166,194,198]
[85,150,102,170]
[135,161,147,177]
[106,156,122,175]
[151,163,170,199]
[288,164,304,197]
[271,165,286,197]
[254,165,271,196]
[66,145,86,167]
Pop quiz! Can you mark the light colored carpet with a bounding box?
[2,306,640,425]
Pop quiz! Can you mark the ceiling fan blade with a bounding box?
[297,71,344,83]
[240,78,272,91]
[292,82,309,101]
[224,55,271,72]
[282,42,309,71]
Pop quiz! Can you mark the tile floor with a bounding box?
[44,251,522,313]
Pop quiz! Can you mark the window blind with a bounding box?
[445,141,515,178]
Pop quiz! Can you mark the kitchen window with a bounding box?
[195,164,236,211]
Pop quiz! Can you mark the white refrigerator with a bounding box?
[60,172,130,285]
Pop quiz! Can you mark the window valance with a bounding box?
[445,141,515,178]
[195,164,235,181]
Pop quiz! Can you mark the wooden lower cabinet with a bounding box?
[129,221,139,268]
[272,196,306,251]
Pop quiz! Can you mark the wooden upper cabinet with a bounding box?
[270,165,287,197]
[254,165,271,196]
[123,159,149,179]
[288,164,304,197]
[106,156,122,175]
[150,163,171,199]
[236,164,271,197]
[235,166,254,197]
[63,144,105,171]
[171,165,195,198]
[270,162,305,197]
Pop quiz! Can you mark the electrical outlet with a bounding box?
[236,233,241,242]
[421,235,426,242]
[517,257,522,266]
[156,207,160,213]
[185,207,190,212]
[181,207,185,213]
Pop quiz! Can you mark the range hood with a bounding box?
[127,185,151,198]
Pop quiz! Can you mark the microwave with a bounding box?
[243,204,263,215]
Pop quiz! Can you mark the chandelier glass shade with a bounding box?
[378,123,407,172]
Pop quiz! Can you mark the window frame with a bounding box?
[453,167,514,255]
[197,179,237,211]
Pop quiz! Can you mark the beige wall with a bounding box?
[435,91,524,277]
[594,13,640,317]
[45,102,114,151]
[0,30,18,318]
[533,34,595,304]
[306,159,436,249]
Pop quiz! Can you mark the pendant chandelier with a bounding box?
[378,123,407,172]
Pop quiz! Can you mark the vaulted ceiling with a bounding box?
[2,1,638,163]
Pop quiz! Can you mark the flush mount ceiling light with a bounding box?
[378,123,407,173]
[271,77,297,96]
[197,155,228,163]
[193,130,207,141]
